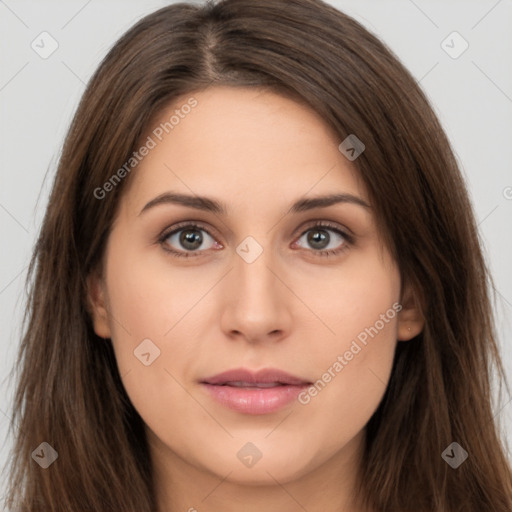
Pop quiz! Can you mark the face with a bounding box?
[88,86,423,493]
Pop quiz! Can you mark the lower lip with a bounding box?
[201,383,309,414]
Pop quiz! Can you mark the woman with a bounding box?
[4,0,512,510]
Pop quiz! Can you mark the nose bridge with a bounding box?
[221,233,290,340]
[234,234,278,306]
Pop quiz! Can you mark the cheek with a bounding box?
[294,256,400,445]
[104,244,213,348]
[102,248,216,421]
[301,246,400,346]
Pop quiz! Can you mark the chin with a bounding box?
[195,444,317,486]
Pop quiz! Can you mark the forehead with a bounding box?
[122,85,367,215]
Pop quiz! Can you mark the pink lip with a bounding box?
[200,367,311,415]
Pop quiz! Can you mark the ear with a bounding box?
[86,270,112,339]
[397,281,424,341]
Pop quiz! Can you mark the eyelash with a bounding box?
[157,221,354,259]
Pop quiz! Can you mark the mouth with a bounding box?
[199,368,312,414]
[212,381,291,388]
[200,367,312,386]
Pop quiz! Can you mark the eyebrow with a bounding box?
[138,191,370,216]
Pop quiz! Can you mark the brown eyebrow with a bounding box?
[288,193,370,212]
[138,191,370,216]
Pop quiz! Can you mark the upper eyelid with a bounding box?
[160,220,218,241]
[160,220,351,246]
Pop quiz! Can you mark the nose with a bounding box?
[219,240,293,344]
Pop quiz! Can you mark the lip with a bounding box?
[200,367,312,415]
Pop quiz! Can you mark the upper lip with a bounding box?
[200,368,312,386]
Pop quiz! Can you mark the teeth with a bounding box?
[225,381,284,388]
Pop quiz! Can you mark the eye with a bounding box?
[158,223,221,258]
[158,220,352,259]
[293,221,352,257]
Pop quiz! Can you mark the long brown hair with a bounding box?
[4,0,511,510]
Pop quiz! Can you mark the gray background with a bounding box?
[1,0,511,500]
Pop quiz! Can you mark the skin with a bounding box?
[88,86,424,512]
